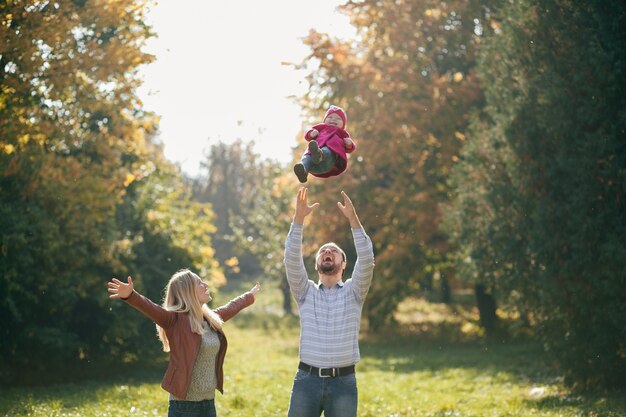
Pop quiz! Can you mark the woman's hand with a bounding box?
[250,281,261,300]
[107,276,134,299]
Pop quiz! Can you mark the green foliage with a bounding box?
[192,140,297,313]
[445,0,626,388]
[227,161,296,313]
[0,0,222,384]
[192,140,270,280]
[102,160,223,363]
[0,0,154,382]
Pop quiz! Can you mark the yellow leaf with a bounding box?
[123,173,136,187]
[425,8,442,19]
[224,257,239,268]
[200,246,216,259]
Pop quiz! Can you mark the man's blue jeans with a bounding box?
[168,399,216,417]
[287,369,358,417]
[301,147,337,175]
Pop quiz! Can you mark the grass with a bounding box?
[1,284,625,416]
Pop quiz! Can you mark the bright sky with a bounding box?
[137,0,355,176]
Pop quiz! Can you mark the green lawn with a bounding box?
[2,289,625,416]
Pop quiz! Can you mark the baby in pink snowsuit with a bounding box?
[293,105,356,183]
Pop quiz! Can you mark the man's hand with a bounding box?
[294,187,319,225]
[337,191,362,228]
[107,276,134,299]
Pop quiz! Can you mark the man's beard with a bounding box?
[318,262,340,275]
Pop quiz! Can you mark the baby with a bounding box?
[293,105,356,183]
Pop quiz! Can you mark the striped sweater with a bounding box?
[284,223,375,367]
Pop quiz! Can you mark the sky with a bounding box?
[137,0,355,176]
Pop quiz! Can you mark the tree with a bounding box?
[446,0,626,388]
[192,140,266,280]
[104,155,223,366]
[0,0,222,384]
[230,165,297,315]
[297,0,488,328]
[193,140,298,314]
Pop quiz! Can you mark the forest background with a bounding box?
[1,0,624,406]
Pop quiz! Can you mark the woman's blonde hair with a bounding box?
[156,269,223,352]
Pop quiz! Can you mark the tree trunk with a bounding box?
[440,272,452,304]
[474,284,497,337]
[280,277,293,315]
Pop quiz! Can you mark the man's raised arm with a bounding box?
[284,188,319,303]
[338,191,375,302]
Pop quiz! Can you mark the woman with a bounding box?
[107,269,260,417]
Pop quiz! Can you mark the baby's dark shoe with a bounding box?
[294,163,308,183]
[308,140,324,164]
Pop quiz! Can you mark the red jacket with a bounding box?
[304,123,356,178]
[123,289,255,398]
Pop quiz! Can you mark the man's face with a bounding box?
[316,244,345,275]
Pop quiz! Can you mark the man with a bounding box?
[284,187,375,417]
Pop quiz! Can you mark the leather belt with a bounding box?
[298,361,355,377]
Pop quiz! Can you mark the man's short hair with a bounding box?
[316,242,346,262]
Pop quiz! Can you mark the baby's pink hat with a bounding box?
[324,105,347,129]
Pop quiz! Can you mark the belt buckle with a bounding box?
[318,367,335,377]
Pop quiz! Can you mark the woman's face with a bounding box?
[195,279,212,304]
